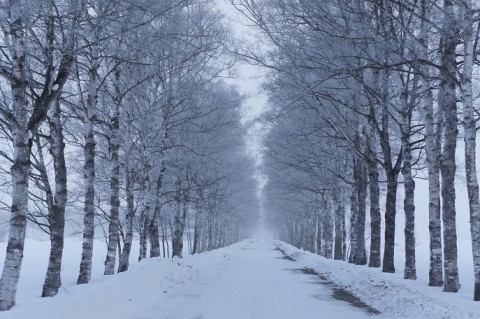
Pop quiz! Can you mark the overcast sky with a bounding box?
[215,0,270,236]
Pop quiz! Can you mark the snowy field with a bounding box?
[0,235,194,319]
[0,237,477,319]
[0,232,198,304]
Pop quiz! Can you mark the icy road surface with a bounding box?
[147,240,379,319]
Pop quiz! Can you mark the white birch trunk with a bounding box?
[0,0,29,309]
[118,101,134,272]
[379,75,403,274]
[207,201,215,251]
[317,217,323,256]
[149,214,160,257]
[118,108,135,272]
[418,0,444,287]
[352,128,367,266]
[104,69,121,275]
[172,181,187,258]
[192,189,204,255]
[78,43,99,284]
[138,155,155,262]
[333,189,343,260]
[401,80,417,280]
[348,168,358,264]
[324,196,334,259]
[150,126,168,258]
[42,99,68,297]
[314,212,319,255]
[118,168,134,273]
[439,0,460,293]
[460,0,480,300]
[367,71,381,268]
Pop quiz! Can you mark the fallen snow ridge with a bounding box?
[274,240,478,319]
[1,242,245,319]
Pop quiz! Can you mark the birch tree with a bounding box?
[459,0,480,300]
[0,0,80,308]
[439,0,460,293]
[418,0,444,287]
[76,2,100,284]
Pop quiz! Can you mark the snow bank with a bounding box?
[274,240,478,319]
[0,240,246,319]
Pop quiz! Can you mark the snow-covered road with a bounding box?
[3,238,478,319]
[3,239,382,319]
[143,239,378,319]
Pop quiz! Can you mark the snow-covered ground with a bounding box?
[0,236,208,319]
[275,240,479,319]
[1,239,380,319]
[0,237,478,318]
[0,236,142,303]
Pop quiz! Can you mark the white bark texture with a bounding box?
[104,70,121,276]
[419,0,443,286]
[172,184,187,258]
[348,170,358,264]
[42,99,68,297]
[118,109,135,272]
[149,131,168,258]
[0,0,30,309]
[439,0,460,293]
[354,157,367,265]
[401,86,416,280]
[333,190,344,260]
[118,169,134,273]
[460,0,480,301]
[378,75,403,274]
[192,189,204,255]
[324,196,334,259]
[366,110,381,268]
[78,43,99,285]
